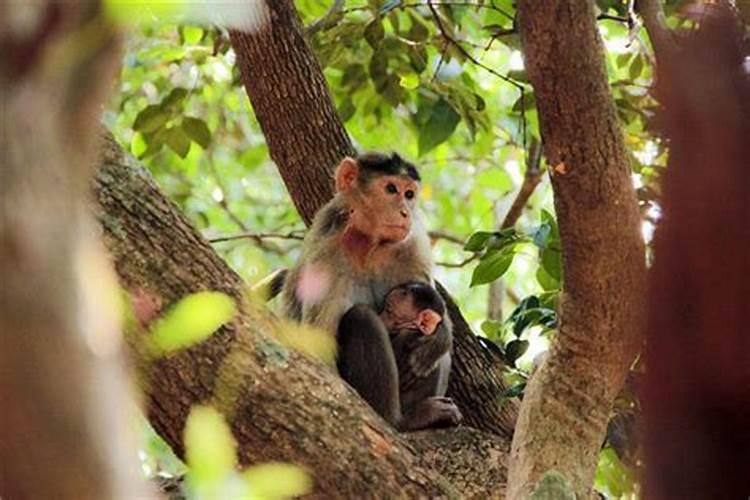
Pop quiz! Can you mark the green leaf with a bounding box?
[182,116,212,149]
[464,231,495,252]
[130,132,147,158]
[162,87,188,111]
[399,73,420,90]
[505,339,529,367]
[481,319,502,338]
[149,291,236,354]
[166,126,191,158]
[418,98,461,156]
[185,406,236,485]
[133,104,169,134]
[502,381,526,398]
[241,463,313,499]
[183,25,204,44]
[364,19,385,49]
[629,55,644,80]
[470,247,515,287]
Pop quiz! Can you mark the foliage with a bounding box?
[105,1,676,495]
[147,291,236,355]
[184,406,312,499]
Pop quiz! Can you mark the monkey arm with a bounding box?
[407,316,453,379]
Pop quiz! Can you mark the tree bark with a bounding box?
[94,133,509,498]
[230,0,518,439]
[507,1,646,498]
[230,2,352,226]
[0,3,145,499]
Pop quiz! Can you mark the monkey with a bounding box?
[376,282,462,428]
[280,152,460,431]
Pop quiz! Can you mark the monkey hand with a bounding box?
[407,326,451,378]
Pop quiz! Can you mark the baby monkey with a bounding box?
[379,282,462,430]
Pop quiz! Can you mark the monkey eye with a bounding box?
[385,183,398,194]
[404,190,415,200]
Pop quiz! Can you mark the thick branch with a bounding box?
[509,1,646,498]
[94,133,509,497]
[230,2,354,225]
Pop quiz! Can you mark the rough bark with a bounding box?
[94,133,509,498]
[230,1,352,226]
[230,0,518,439]
[507,1,647,498]
[0,3,144,499]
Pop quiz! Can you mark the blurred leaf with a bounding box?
[272,321,337,366]
[364,18,385,48]
[133,104,170,134]
[418,98,461,156]
[185,406,236,485]
[183,25,204,44]
[149,291,236,354]
[505,339,529,367]
[166,126,191,158]
[182,116,212,148]
[242,462,313,499]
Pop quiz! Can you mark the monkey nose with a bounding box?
[400,209,408,218]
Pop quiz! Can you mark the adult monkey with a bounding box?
[280,153,461,431]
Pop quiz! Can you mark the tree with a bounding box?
[11,0,717,497]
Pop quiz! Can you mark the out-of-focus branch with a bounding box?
[635,0,676,62]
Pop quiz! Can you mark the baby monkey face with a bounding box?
[380,282,445,336]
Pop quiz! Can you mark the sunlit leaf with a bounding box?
[149,291,236,354]
[185,406,236,485]
[104,0,270,32]
[273,321,337,366]
[242,462,313,499]
[182,25,204,44]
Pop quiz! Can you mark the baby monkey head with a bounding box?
[380,282,445,336]
[335,152,421,244]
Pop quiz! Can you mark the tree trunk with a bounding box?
[0,3,145,499]
[230,0,518,439]
[507,1,646,498]
[94,133,509,498]
[230,2,352,226]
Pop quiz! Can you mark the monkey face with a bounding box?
[335,155,420,244]
[361,175,418,243]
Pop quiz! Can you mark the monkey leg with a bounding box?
[337,304,402,427]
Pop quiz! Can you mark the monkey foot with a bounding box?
[401,396,463,431]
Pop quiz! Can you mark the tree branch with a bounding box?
[95,132,510,497]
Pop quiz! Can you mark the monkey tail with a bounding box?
[251,268,288,301]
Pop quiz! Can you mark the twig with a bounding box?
[306,0,345,36]
[427,0,527,148]
[208,231,306,244]
[500,138,543,229]
[436,253,479,268]
[429,230,466,246]
[206,158,248,232]
[343,1,514,21]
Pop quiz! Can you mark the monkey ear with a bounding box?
[335,157,359,192]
